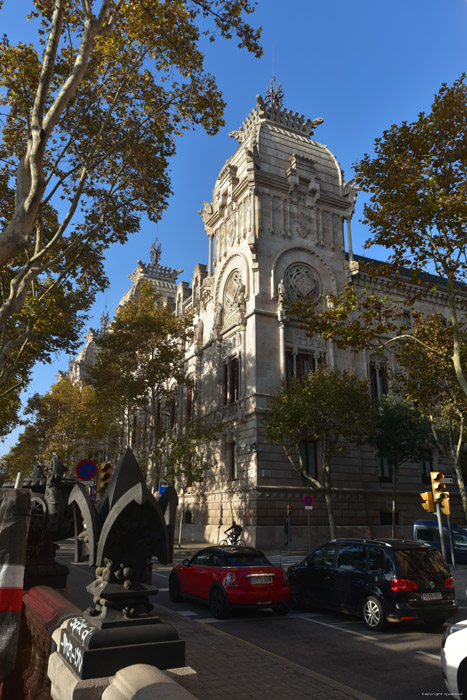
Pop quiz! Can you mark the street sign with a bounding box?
[303,495,314,506]
[443,472,454,484]
[305,506,313,511]
[158,482,168,496]
[76,459,98,481]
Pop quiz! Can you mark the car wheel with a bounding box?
[362,596,386,631]
[168,572,184,602]
[459,667,467,699]
[290,582,305,610]
[209,585,230,619]
[271,602,289,616]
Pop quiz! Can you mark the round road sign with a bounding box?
[303,494,314,506]
[76,459,98,481]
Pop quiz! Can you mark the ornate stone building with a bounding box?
[72,85,463,548]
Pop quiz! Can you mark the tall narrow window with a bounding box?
[223,356,239,405]
[155,399,161,434]
[370,362,388,403]
[286,351,316,384]
[378,456,392,483]
[421,456,432,485]
[169,390,176,429]
[299,440,318,480]
[186,386,193,422]
[229,442,238,480]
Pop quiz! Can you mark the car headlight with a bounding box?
[442,624,467,648]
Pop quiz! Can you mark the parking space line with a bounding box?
[416,651,440,661]
[177,610,197,616]
[297,615,375,640]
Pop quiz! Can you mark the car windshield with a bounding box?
[220,554,272,567]
[395,548,448,577]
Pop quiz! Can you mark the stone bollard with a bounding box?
[102,664,197,700]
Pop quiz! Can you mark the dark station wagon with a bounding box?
[287,538,458,631]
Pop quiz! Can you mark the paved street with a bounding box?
[57,539,467,700]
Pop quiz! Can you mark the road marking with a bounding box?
[297,614,375,640]
[416,651,440,661]
[177,610,197,616]
[158,587,168,592]
[198,618,219,623]
[152,571,170,579]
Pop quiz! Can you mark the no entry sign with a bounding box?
[76,459,98,481]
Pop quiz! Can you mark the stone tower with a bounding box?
[182,85,359,546]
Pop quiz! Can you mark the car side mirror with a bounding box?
[182,559,191,566]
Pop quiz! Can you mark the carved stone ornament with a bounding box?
[222,333,241,360]
[223,270,245,325]
[284,263,320,302]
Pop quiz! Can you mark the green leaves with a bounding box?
[264,368,375,464]
[0,0,262,428]
[355,74,467,281]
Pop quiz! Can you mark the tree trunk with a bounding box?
[450,412,467,525]
[322,442,337,540]
[149,389,159,491]
[391,464,398,539]
[324,488,336,540]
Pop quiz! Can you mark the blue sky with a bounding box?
[1,0,467,454]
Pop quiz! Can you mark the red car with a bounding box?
[168,546,290,618]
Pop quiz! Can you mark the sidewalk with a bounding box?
[151,599,374,700]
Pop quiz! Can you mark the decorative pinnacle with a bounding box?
[100,308,110,335]
[150,238,162,267]
[264,74,284,109]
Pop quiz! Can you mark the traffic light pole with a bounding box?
[446,515,456,568]
[435,502,447,562]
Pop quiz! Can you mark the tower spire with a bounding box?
[265,47,284,108]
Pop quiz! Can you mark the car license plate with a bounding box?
[250,576,273,585]
[421,592,442,601]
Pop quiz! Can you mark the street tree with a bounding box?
[394,312,467,523]
[0,0,261,411]
[1,373,120,470]
[292,75,467,400]
[367,396,433,537]
[263,369,376,539]
[89,280,193,485]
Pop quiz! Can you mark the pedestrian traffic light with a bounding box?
[420,491,435,513]
[287,504,292,516]
[430,472,446,501]
[97,462,112,493]
[440,493,451,516]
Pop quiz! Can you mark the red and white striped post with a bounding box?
[0,485,31,683]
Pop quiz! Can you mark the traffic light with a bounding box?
[97,462,112,494]
[440,493,451,516]
[286,504,293,516]
[430,472,446,501]
[420,492,435,513]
